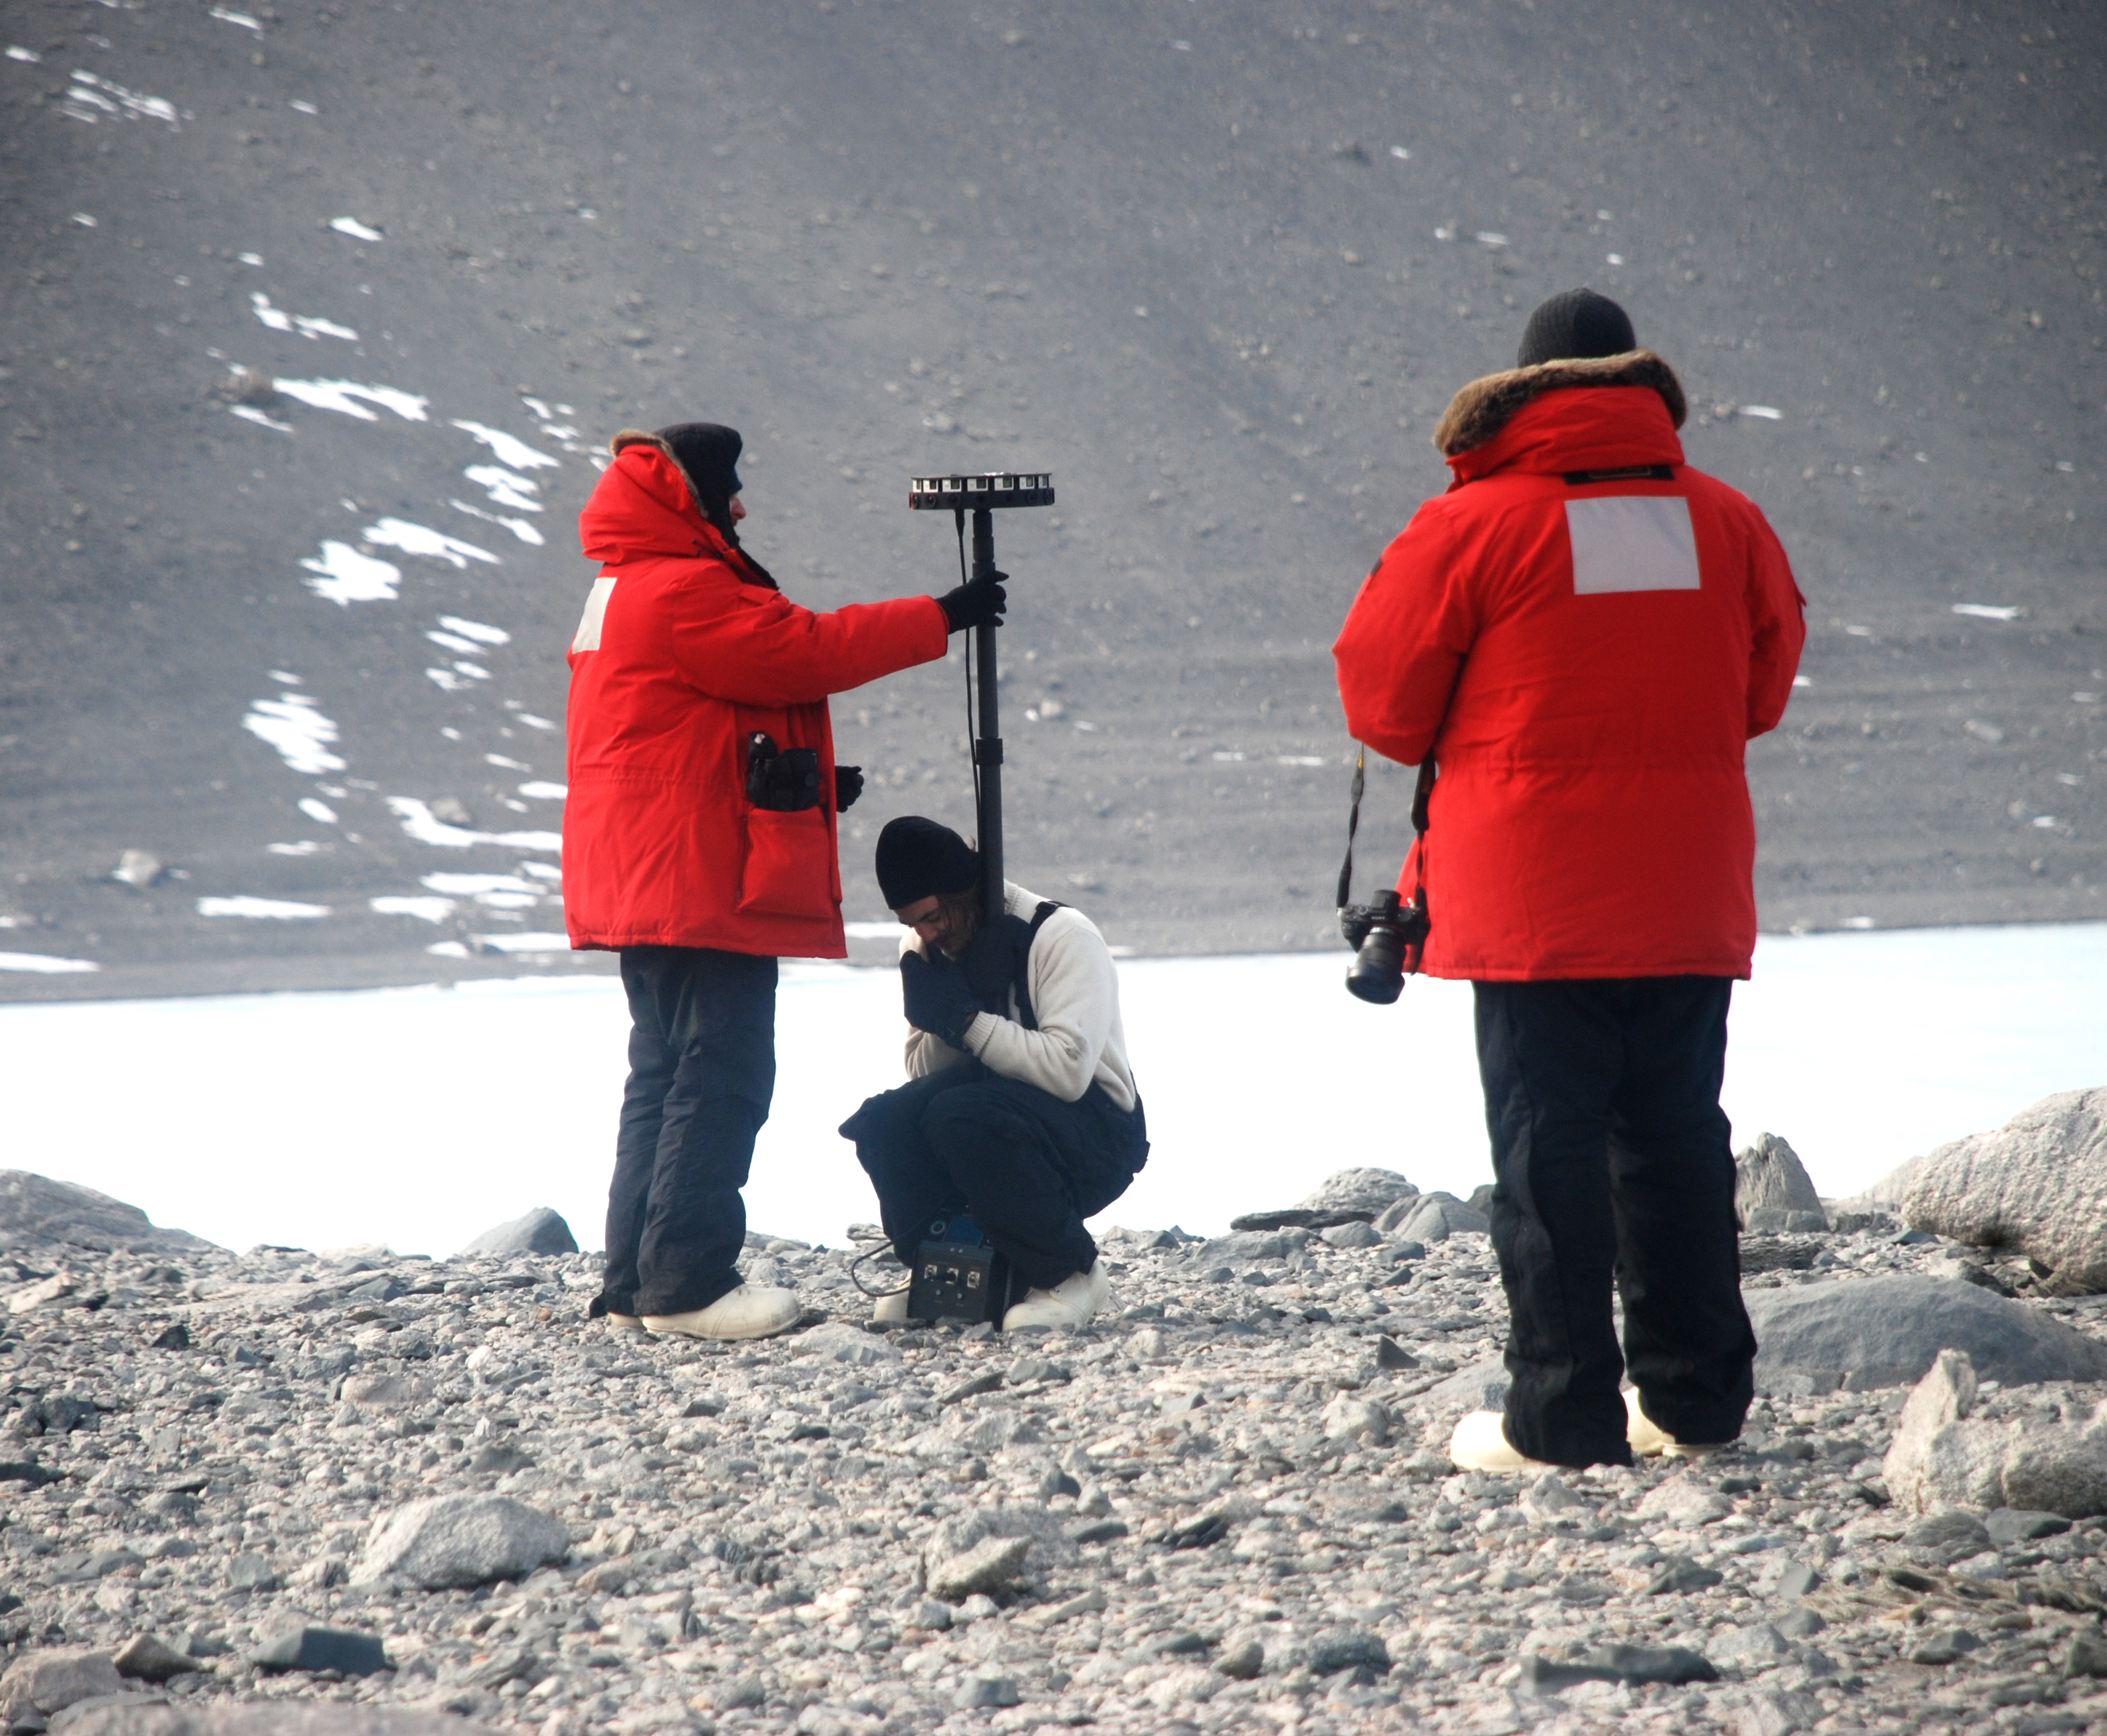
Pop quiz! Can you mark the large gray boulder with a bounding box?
[453,1207,578,1258]
[1735,1133,1827,1233]
[1901,1088,2107,1293]
[0,1171,214,1256]
[1386,1191,1490,1244]
[0,1650,123,1721]
[1744,1275,2107,1393]
[1297,1168,1418,1216]
[1883,1348,2107,1520]
[352,1493,571,1589]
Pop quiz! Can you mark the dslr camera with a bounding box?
[1339,887,1430,1005]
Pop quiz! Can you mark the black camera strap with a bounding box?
[1335,749,1435,908]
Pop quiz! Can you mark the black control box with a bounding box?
[908,1214,1016,1326]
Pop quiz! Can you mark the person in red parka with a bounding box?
[1333,291,1806,1471]
[565,421,1006,1340]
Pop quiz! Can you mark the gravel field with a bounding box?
[9,1190,2107,1735]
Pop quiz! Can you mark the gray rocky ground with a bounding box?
[3,2,2105,1003]
[9,1179,2107,1736]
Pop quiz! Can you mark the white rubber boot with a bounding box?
[871,1289,912,1325]
[604,1312,646,1335]
[642,1284,802,1342]
[1002,1259,1112,1333]
[1625,1386,1729,1459]
[1447,1410,1559,1474]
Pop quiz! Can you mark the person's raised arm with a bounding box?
[667,581,949,709]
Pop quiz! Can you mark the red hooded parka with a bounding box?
[1333,352,1806,981]
[563,435,949,959]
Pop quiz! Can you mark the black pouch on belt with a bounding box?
[745,731,822,812]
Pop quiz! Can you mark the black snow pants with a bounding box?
[1474,976,1755,1469]
[593,946,778,1320]
[840,1062,1148,1293]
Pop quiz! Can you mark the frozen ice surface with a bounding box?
[0,923,2100,1262]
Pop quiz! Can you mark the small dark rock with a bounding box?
[1521,1644,1718,1691]
[1907,1627,1984,1666]
[1376,1335,1418,1371]
[2067,1630,2107,1679]
[1905,1510,1993,1566]
[111,1634,196,1683]
[1646,1556,1724,1595]
[250,1623,390,1676]
[1774,1561,1822,1602]
[147,1323,190,1352]
[1163,1514,1230,1550]
[1066,1518,1128,1545]
[226,1552,280,1593]
[468,1443,534,1475]
[1777,1605,1828,1639]
[0,1459,61,1489]
[1307,1623,1389,1676]
[1988,1509,2074,1546]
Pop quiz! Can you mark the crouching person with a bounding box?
[839,817,1147,1332]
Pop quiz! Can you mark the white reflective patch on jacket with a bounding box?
[571,575,615,652]
[1566,495,1700,595]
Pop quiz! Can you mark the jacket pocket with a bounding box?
[737,808,835,919]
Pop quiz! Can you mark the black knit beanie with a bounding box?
[1516,289,1638,369]
[875,816,979,910]
[656,422,744,538]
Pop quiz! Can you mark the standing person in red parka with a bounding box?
[1333,291,1806,1471]
[565,422,1007,1341]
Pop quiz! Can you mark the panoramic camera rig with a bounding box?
[907,471,1056,922]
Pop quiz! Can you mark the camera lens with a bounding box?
[1346,923,1408,1005]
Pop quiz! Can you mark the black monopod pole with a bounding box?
[905,470,1055,921]
[969,506,1005,920]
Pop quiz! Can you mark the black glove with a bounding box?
[901,949,982,1050]
[834,766,863,813]
[936,568,1009,634]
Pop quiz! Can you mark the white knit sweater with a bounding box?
[900,881,1137,1110]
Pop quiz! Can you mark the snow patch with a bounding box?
[65,70,178,127]
[451,420,560,472]
[518,782,567,801]
[299,541,401,605]
[330,216,383,241]
[371,896,457,924]
[298,797,338,825]
[252,293,357,341]
[363,519,497,569]
[0,952,98,974]
[385,798,560,853]
[243,694,346,776]
[462,464,544,512]
[1954,603,2025,622]
[210,7,262,29]
[275,378,428,423]
[198,896,330,920]
[438,616,509,646]
[229,405,293,434]
[471,932,571,954]
[450,500,544,545]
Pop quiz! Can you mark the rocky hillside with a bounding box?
[1,1,2103,999]
[8,1165,2107,1735]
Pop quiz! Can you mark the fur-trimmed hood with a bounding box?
[1433,350,1686,459]
[609,427,704,516]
